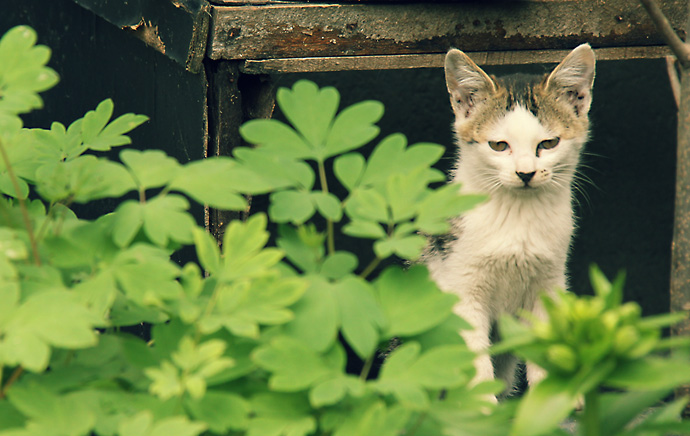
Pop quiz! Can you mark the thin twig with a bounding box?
[0,366,24,398]
[666,55,682,108]
[639,0,690,67]
[359,256,382,280]
[0,138,40,265]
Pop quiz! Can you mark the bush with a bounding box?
[1,25,690,436]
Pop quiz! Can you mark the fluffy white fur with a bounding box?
[425,45,596,397]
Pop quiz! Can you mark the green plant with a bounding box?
[494,265,690,436]
[2,24,690,436]
[0,25,502,436]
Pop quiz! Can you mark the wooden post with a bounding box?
[671,58,690,403]
[204,60,275,241]
[640,0,690,406]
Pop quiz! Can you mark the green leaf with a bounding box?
[374,265,457,338]
[111,200,144,247]
[0,172,29,199]
[332,276,385,359]
[113,244,182,306]
[0,401,24,430]
[276,224,324,274]
[207,276,306,338]
[320,252,358,279]
[192,228,221,275]
[412,314,473,351]
[41,219,119,269]
[598,390,670,435]
[345,188,389,223]
[234,147,315,190]
[374,234,427,260]
[324,100,384,158]
[91,112,148,150]
[374,342,473,410]
[604,357,690,391]
[277,80,339,154]
[312,191,343,221]
[2,291,100,371]
[80,99,148,151]
[143,195,196,246]
[240,119,312,159]
[35,155,136,203]
[185,391,249,433]
[342,220,386,239]
[385,170,428,223]
[118,411,206,436]
[269,190,315,224]
[283,277,339,352]
[510,375,579,436]
[81,99,114,143]
[324,399,410,436]
[169,157,273,210]
[0,26,59,114]
[120,149,181,190]
[310,375,365,408]
[359,134,444,188]
[252,337,343,391]
[7,384,96,436]
[334,152,365,191]
[416,186,487,234]
[221,214,286,281]
[247,393,316,436]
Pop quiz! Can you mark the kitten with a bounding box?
[424,45,595,397]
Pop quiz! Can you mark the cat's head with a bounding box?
[445,44,595,194]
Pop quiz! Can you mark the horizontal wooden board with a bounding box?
[240,46,674,74]
[208,0,687,61]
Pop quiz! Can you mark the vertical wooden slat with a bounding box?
[669,0,690,405]
[204,60,275,240]
[205,61,244,240]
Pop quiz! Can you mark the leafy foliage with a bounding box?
[494,266,690,436]
[1,25,689,436]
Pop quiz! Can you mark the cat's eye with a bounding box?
[488,140,509,152]
[537,138,560,151]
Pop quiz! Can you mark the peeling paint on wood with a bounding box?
[208,0,688,61]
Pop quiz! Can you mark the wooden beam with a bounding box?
[240,46,673,74]
[208,0,688,61]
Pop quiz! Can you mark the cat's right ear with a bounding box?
[445,49,496,119]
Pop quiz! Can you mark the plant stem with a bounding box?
[360,257,382,280]
[0,366,24,398]
[0,138,40,265]
[581,390,601,436]
[406,412,428,436]
[317,160,335,255]
[359,355,375,381]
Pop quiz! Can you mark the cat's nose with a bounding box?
[516,171,536,183]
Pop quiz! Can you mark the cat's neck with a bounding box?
[456,178,575,262]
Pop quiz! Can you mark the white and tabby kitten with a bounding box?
[424,44,595,397]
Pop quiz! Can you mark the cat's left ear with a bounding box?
[545,44,596,116]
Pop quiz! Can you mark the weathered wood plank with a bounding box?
[240,46,673,74]
[208,0,688,61]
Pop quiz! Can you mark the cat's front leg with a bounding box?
[453,297,495,388]
[526,293,549,387]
